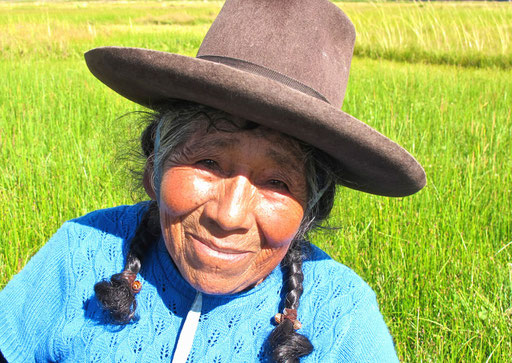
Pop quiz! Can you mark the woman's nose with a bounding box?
[205,175,255,233]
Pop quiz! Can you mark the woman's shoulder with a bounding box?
[34,201,150,276]
[0,202,152,362]
[47,201,149,250]
[302,244,374,298]
[45,201,150,269]
[300,245,398,362]
[65,201,150,235]
[300,244,381,327]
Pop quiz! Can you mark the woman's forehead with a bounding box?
[186,123,306,168]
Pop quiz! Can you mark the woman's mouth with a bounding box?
[187,233,252,262]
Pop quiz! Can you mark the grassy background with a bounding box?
[1,1,511,361]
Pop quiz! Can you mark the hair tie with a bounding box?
[274,308,302,330]
[131,280,142,294]
[121,272,142,294]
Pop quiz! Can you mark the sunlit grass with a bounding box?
[314,59,512,361]
[344,1,512,68]
[0,1,511,67]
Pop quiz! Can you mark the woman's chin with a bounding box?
[186,270,259,295]
[191,281,242,295]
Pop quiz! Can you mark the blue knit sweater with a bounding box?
[0,203,399,362]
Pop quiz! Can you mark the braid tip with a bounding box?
[293,320,302,330]
[274,309,302,330]
[274,313,283,324]
[131,280,142,294]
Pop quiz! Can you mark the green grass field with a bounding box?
[1,1,511,361]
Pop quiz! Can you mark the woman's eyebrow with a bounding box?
[265,148,303,173]
[190,135,303,173]
[191,136,238,152]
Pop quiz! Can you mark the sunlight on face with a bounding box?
[157,122,308,294]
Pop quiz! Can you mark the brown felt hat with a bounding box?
[85,0,426,197]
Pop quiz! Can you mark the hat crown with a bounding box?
[197,0,355,108]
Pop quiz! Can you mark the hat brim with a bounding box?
[85,46,426,197]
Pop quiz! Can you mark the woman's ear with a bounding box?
[143,161,157,201]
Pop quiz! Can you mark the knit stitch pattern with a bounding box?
[0,203,399,362]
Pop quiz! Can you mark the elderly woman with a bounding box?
[0,0,425,362]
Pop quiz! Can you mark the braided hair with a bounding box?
[94,101,338,362]
[267,240,312,362]
[94,201,160,322]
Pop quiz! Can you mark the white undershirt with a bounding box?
[171,292,203,363]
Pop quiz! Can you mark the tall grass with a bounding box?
[1,1,511,361]
[0,1,511,68]
[346,1,512,68]
[316,59,512,361]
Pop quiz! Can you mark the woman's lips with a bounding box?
[188,233,252,262]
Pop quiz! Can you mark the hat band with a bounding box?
[197,55,329,103]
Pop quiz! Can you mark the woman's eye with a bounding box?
[267,179,289,191]
[196,159,219,170]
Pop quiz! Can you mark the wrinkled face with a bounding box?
[156,120,307,295]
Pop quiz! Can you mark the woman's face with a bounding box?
[156,121,308,294]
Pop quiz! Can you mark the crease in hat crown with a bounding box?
[84,0,426,197]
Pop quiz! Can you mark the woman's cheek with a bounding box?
[256,197,304,246]
[160,168,214,214]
